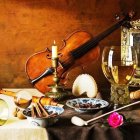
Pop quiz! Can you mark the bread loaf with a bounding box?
[130,90,140,100]
[32,96,63,107]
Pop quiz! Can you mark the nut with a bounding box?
[12,107,20,117]
[17,110,26,119]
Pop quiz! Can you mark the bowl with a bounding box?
[23,105,64,127]
[66,98,109,112]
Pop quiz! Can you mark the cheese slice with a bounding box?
[72,74,98,98]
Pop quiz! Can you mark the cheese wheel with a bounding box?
[72,74,98,98]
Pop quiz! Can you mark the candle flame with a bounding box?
[53,40,56,45]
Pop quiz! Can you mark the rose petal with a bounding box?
[107,112,124,128]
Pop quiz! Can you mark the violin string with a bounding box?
[58,40,98,68]
[59,35,111,67]
[60,35,101,67]
[58,17,127,67]
[71,18,126,59]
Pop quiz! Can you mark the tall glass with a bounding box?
[0,99,9,125]
[102,46,137,108]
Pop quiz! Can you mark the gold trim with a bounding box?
[121,19,140,87]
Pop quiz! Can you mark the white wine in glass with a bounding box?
[0,99,9,126]
[102,46,137,107]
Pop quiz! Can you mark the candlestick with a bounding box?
[45,42,69,100]
[52,40,58,58]
[46,57,68,101]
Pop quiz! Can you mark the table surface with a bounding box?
[0,88,49,140]
[1,88,140,140]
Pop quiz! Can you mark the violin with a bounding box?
[26,12,134,94]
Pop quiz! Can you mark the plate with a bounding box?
[66,98,109,112]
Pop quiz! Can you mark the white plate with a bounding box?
[66,98,109,112]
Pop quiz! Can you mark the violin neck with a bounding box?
[71,16,130,59]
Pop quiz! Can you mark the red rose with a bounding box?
[107,112,124,128]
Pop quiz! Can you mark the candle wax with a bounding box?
[52,41,58,58]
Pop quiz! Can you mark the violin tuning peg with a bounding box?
[115,11,126,20]
[115,14,120,20]
[122,21,132,29]
[128,10,135,19]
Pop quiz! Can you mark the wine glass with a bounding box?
[14,90,32,109]
[0,99,9,126]
[102,46,137,108]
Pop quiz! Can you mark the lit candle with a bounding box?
[52,40,58,58]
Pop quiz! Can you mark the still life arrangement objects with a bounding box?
[71,100,140,127]
[23,105,64,127]
[66,98,109,112]
[102,46,137,108]
[0,89,64,127]
[25,11,134,94]
[0,11,140,129]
